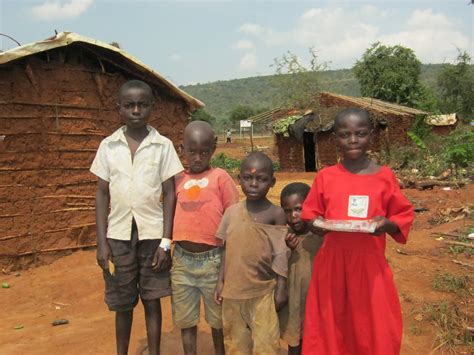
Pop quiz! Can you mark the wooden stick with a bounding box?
[452,259,474,268]
[430,232,464,238]
[51,207,95,213]
[44,223,95,234]
[0,232,31,241]
[3,149,98,154]
[0,167,91,172]
[0,243,97,257]
[443,241,473,248]
[40,195,95,199]
[0,100,114,111]
[0,180,96,188]
[0,131,104,136]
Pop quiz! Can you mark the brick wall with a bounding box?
[275,134,304,172]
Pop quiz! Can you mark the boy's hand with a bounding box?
[370,216,399,236]
[285,232,300,250]
[152,247,171,271]
[214,281,224,305]
[274,276,288,312]
[97,243,111,270]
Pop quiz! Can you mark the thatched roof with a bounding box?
[318,92,428,117]
[248,92,429,136]
[249,106,292,124]
[0,32,204,111]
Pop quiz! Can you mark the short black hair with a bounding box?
[280,182,310,202]
[334,107,372,131]
[118,80,154,102]
[241,151,274,175]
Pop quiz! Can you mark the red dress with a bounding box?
[301,164,414,355]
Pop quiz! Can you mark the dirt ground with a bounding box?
[1,137,473,354]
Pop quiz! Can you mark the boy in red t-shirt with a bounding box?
[171,121,239,355]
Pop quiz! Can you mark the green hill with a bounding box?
[181,64,446,122]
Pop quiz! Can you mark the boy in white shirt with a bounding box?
[91,80,183,355]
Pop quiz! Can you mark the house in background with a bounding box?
[250,92,458,172]
[425,113,458,135]
[0,32,203,268]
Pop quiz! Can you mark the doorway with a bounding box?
[303,131,316,172]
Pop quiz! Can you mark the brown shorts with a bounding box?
[103,223,171,312]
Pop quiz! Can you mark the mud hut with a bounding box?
[0,32,203,268]
[251,92,429,172]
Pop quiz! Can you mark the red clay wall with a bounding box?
[275,134,304,172]
[0,49,188,268]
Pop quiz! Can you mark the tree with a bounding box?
[353,42,426,106]
[190,108,216,126]
[228,105,255,123]
[437,50,474,121]
[270,47,328,107]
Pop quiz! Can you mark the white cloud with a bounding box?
[170,53,182,62]
[31,0,93,21]
[239,23,265,36]
[232,39,255,50]
[381,9,471,63]
[236,6,471,68]
[238,52,257,71]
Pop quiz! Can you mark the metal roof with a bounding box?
[0,32,204,110]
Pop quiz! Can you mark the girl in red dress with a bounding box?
[301,108,414,355]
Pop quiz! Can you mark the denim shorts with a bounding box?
[171,243,223,329]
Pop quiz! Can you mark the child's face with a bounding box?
[118,87,154,129]
[238,161,275,201]
[281,193,307,233]
[334,114,371,161]
[183,135,215,174]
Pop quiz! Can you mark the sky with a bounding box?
[0,0,472,86]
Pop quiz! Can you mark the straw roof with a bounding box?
[249,92,429,135]
[0,32,204,110]
[318,92,428,117]
[248,106,293,124]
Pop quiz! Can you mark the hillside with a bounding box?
[181,64,446,121]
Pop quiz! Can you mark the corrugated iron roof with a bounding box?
[0,32,204,110]
[425,113,458,126]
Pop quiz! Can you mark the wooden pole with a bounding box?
[250,124,254,152]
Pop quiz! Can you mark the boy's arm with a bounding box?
[273,207,289,311]
[153,176,176,271]
[214,245,225,305]
[95,178,110,270]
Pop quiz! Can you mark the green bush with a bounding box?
[211,153,241,173]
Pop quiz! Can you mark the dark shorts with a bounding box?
[103,223,171,312]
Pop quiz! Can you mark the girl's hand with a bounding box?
[309,216,326,236]
[285,232,300,250]
[371,216,399,236]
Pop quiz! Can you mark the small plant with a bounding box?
[211,153,242,173]
[432,273,470,295]
[422,302,473,352]
[409,323,422,336]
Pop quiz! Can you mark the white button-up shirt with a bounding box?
[90,126,183,241]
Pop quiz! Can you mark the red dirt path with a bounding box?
[1,139,472,354]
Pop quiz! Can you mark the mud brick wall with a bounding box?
[0,48,189,268]
[275,134,304,172]
[316,131,339,168]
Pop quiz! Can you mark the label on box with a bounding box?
[348,195,369,218]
